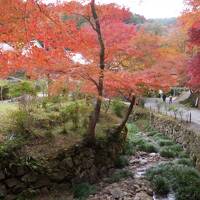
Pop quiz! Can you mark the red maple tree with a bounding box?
[0,0,183,140]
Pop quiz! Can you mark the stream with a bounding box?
[131,152,176,200]
[89,151,176,200]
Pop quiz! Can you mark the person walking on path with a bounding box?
[162,94,166,102]
[169,95,173,104]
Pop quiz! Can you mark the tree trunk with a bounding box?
[87,0,105,141]
[0,86,3,101]
[114,96,136,134]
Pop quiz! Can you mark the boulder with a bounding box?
[5,178,21,188]
[134,191,153,200]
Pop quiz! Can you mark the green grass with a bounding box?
[73,183,96,200]
[0,103,18,115]
[158,139,175,147]
[175,158,194,167]
[115,155,129,168]
[160,145,183,158]
[152,176,170,195]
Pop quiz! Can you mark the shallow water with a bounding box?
[133,154,176,200]
[153,192,176,200]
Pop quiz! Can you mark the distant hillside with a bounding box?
[147,18,177,26]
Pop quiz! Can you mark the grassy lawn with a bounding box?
[0,103,18,115]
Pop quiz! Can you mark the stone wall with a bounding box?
[150,113,200,170]
[0,130,127,199]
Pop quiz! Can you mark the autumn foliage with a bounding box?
[181,0,200,91]
[0,0,186,139]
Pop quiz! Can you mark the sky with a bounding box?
[45,0,185,19]
[98,0,185,19]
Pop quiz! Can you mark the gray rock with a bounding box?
[12,182,26,193]
[21,173,38,183]
[61,157,74,169]
[5,178,20,188]
[50,171,67,182]
[110,188,125,199]
[0,171,5,180]
[134,191,153,200]
[32,177,51,188]
[5,194,17,200]
[16,166,26,177]
[0,184,7,197]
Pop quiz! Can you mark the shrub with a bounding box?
[146,163,200,200]
[160,147,177,158]
[175,158,194,167]
[158,139,175,146]
[160,145,182,158]
[138,142,158,153]
[132,138,158,153]
[153,133,169,140]
[115,155,129,168]
[73,183,96,200]
[8,110,33,135]
[9,81,37,98]
[152,176,170,195]
[111,99,126,117]
[123,141,136,155]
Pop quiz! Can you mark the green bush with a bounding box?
[160,145,182,158]
[175,158,194,167]
[146,163,200,200]
[158,139,175,146]
[123,141,136,155]
[153,133,169,140]
[73,183,96,200]
[8,110,33,135]
[61,101,91,130]
[160,147,177,158]
[115,155,129,168]
[152,176,170,195]
[137,142,158,153]
[9,81,37,98]
[111,99,126,117]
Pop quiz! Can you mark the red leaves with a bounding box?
[0,0,185,97]
[183,0,200,91]
[189,21,200,45]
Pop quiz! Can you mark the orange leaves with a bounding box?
[0,0,187,98]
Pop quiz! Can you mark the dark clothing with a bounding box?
[162,94,166,102]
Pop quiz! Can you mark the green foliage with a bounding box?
[125,14,146,24]
[111,99,126,117]
[137,142,158,153]
[175,158,194,167]
[115,155,129,168]
[9,81,37,98]
[8,109,33,135]
[0,136,25,160]
[158,139,175,146]
[146,162,200,200]
[61,101,91,130]
[126,123,158,153]
[73,183,96,200]
[152,176,170,195]
[123,141,136,155]
[106,170,133,183]
[153,133,169,140]
[159,144,183,158]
